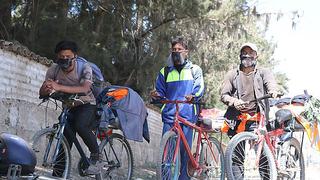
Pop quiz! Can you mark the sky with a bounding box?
[254,0,320,98]
[255,0,320,160]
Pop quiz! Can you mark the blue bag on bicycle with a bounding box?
[96,86,150,143]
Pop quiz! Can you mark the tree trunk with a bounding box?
[0,0,12,39]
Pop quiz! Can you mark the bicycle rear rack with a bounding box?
[7,164,21,180]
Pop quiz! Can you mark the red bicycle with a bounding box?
[154,99,225,180]
[224,94,306,180]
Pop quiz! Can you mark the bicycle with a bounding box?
[153,99,225,180]
[32,92,133,179]
[224,93,306,180]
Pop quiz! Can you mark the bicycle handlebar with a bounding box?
[248,93,284,103]
[248,94,272,103]
[150,98,204,105]
[40,92,86,103]
[304,90,312,101]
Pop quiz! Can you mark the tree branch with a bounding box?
[124,69,136,86]
[0,19,9,40]
[140,17,176,38]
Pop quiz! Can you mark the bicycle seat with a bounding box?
[291,94,308,105]
[275,97,291,107]
[197,116,224,132]
[275,109,292,125]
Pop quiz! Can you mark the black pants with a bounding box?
[65,103,98,153]
[53,103,98,177]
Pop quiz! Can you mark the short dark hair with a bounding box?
[54,40,78,54]
[171,36,188,50]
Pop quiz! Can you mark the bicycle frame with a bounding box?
[254,123,285,168]
[246,105,304,169]
[45,107,92,169]
[165,100,220,171]
[36,93,135,179]
[225,94,308,180]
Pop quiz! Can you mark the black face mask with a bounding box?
[171,52,185,66]
[56,58,74,70]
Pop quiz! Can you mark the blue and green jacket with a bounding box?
[156,60,204,123]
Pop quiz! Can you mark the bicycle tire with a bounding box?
[199,136,225,179]
[156,131,180,180]
[96,133,134,180]
[278,137,305,180]
[32,128,71,179]
[225,132,277,180]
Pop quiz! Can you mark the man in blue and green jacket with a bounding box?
[151,36,204,180]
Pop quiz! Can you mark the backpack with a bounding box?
[54,57,106,98]
[163,65,195,82]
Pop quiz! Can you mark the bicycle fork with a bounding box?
[51,124,66,165]
[41,124,65,167]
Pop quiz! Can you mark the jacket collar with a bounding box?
[167,59,192,69]
[237,64,260,74]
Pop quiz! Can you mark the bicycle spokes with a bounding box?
[278,138,304,180]
[231,139,272,179]
[199,139,223,179]
[32,129,71,179]
[100,134,133,180]
[161,134,179,180]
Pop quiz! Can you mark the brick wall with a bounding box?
[0,49,48,103]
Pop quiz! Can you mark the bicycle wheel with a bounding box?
[157,131,180,180]
[32,128,71,179]
[225,132,277,180]
[97,133,134,180]
[278,137,305,180]
[198,136,225,179]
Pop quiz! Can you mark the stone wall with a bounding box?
[0,46,57,138]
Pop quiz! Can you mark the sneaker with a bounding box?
[91,152,103,160]
[85,153,104,175]
[85,161,104,175]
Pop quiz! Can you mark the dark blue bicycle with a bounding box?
[32,92,133,179]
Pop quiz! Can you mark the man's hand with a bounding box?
[269,91,281,99]
[41,80,53,94]
[185,95,195,102]
[234,99,248,111]
[150,90,160,99]
[45,79,61,92]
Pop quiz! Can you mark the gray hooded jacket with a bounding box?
[220,66,278,118]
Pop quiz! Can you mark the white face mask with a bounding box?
[240,54,256,67]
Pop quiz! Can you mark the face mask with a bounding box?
[56,58,73,70]
[171,52,185,66]
[240,54,256,68]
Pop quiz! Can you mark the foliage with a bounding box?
[303,97,320,123]
[0,0,288,108]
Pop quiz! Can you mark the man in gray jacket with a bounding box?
[220,42,279,179]
[220,42,278,137]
